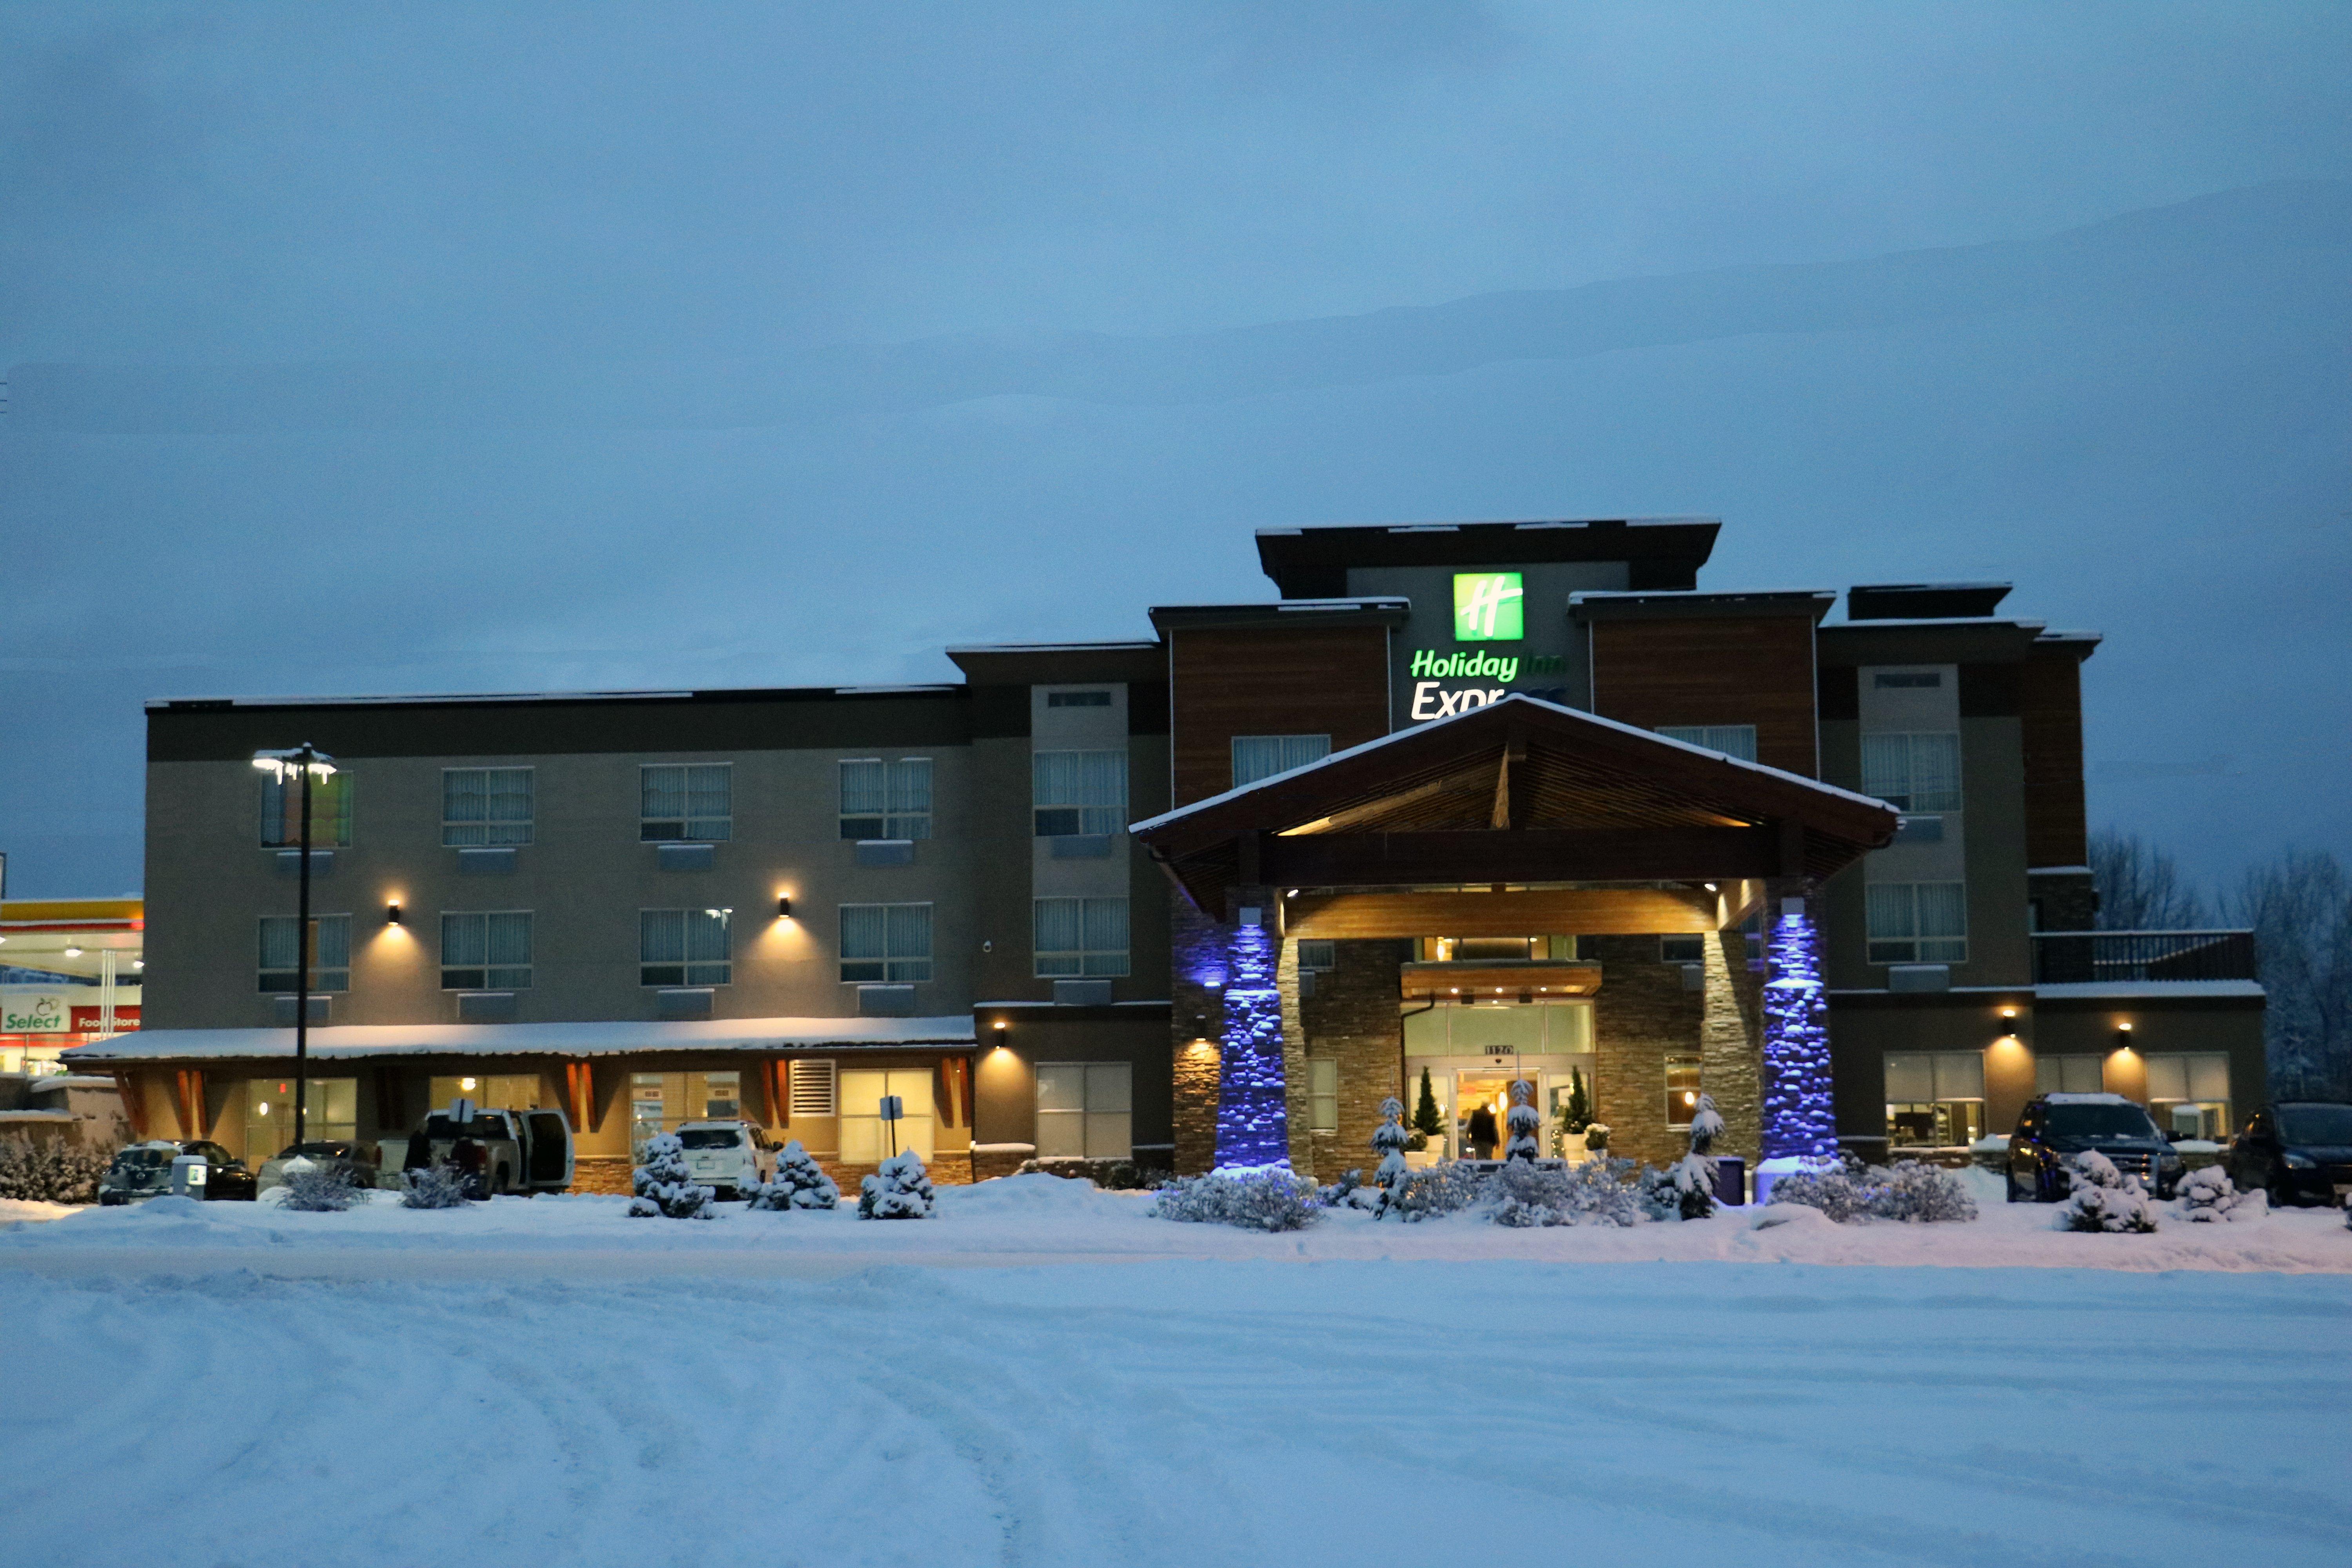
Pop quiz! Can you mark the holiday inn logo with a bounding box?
[1452,572,1524,641]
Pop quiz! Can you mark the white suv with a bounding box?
[672,1121,777,1199]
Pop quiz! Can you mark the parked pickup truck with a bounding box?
[390,1102,574,1196]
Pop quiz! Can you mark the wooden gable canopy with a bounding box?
[1131,693,1898,927]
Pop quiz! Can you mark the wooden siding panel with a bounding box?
[1288,887,1720,939]
[1590,617,1818,777]
[2020,653,2088,868]
[1169,626,1390,808]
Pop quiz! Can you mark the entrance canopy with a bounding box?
[1132,694,1898,935]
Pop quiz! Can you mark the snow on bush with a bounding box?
[1370,1096,1410,1215]
[1641,1093,1726,1221]
[277,1160,361,1212]
[1381,1160,1485,1222]
[1152,1165,1321,1230]
[1504,1079,1543,1162]
[1014,1155,1150,1190]
[745,1139,840,1210]
[629,1133,716,1220]
[0,1141,108,1204]
[1317,1168,1378,1211]
[1764,1160,1977,1224]
[2054,1150,2158,1233]
[2175,1165,2259,1223]
[398,1164,470,1209]
[857,1149,935,1220]
[1490,1156,1645,1228]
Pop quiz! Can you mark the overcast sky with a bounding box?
[2,2,2347,898]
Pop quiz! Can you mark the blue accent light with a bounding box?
[1761,899,1838,1162]
[1214,918,1290,1168]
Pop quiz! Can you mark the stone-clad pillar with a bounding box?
[1700,929,1761,1163]
[1214,894,1290,1168]
[1761,883,1838,1163]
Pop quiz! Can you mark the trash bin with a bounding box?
[169,1153,208,1199]
[1713,1156,1746,1206]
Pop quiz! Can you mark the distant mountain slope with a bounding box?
[12,180,2345,433]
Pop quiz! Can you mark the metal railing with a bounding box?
[2031,929,2258,985]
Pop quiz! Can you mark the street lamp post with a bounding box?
[253,744,336,1149]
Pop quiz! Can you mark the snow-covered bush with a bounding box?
[1489,1156,1646,1228]
[857,1149,935,1220]
[0,1141,108,1204]
[399,1165,470,1209]
[1504,1079,1543,1162]
[2054,1150,2158,1233]
[1153,1165,1321,1230]
[277,1160,361,1212]
[1583,1122,1610,1153]
[1640,1093,1727,1220]
[629,1133,716,1220]
[2176,1164,2256,1223]
[745,1139,840,1210]
[1382,1160,1485,1222]
[1765,1160,1976,1224]
[1370,1096,1410,1214]
[1015,1155,1149,1189]
[1318,1168,1379,1210]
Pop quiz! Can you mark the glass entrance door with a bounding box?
[838,1069,936,1163]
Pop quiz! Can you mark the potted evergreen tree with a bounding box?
[1406,1065,1447,1166]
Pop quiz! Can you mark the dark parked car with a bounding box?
[97,1140,260,1205]
[2225,1103,2352,1207]
[2007,1093,2182,1202]
[256,1140,382,1195]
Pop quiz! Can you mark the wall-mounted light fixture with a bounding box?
[776,896,791,919]
[64,945,83,958]
[1704,882,1719,893]
[993,1018,1008,1031]
[387,901,404,925]
[1999,1006,2018,1019]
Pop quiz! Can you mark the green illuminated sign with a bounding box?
[1452,572,1524,641]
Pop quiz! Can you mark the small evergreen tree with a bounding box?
[1370,1095,1410,1215]
[629,1132,716,1219]
[0,1141,109,1203]
[1411,1066,1444,1141]
[2054,1150,2158,1233]
[746,1138,840,1210]
[1660,1093,1724,1218]
[278,1159,361,1212]
[1554,1067,1592,1152]
[857,1148,934,1219]
[399,1164,470,1209]
[1504,1079,1543,1162]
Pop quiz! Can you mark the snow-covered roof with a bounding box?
[64,1015,977,1064]
[2034,981,2265,1000]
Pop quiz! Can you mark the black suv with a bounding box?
[2006,1094,2182,1202]
[97,1140,260,1204]
[2225,1103,2352,1207]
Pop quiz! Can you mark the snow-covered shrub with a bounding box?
[1640,1093,1727,1220]
[1763,1164,1872,1223]
[629,1133,716,1220]
[1583,1122,1610,1153]
[1504,1078,1543,1162]
[1370,1096,1410,1214]
[0,1141,108,1204]
[277,1160,361,1212]
[857,1149,935,1220]
[2176,1164,2254,1223]
[399,1165,470,1209]
[746,1139,840,1210]
[1871,1160,1977,1223]
[1015,1155,1149,1189]
[1153,1165,1321,1230]
[2054,1151,2158,1234]
[1489,1156,1647,1227]
[1383,1160,1485,1222]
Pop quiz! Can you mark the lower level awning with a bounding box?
[63,1015,977,1065]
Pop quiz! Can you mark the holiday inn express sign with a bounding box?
[1407,572,1568,719]
[1452,572,1524,641]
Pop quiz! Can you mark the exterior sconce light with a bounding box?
[776,896,792,919]
[1704,882,1718,893]
[64,945,83,958]
[387,901,403,925]
[993,1018,1008,1031]
[1999,1007,2018,1019]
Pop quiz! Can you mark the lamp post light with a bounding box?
[253,744,336,1148]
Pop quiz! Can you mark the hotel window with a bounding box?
[1657,724,1757,763]
[429,1074,544,1111]
[2035,1054,2105,1094]
[1033,750,1128,837]
[1231,734,1329,788]
[1659,934,1705,963]
[1034,897,1129,978]
[1860,732,1962,813]
[2144,1053,2232,1140]
[258,915,350,993]
[1307,1058,1339,1134]
[1866,882,1967,964]
[1665,1054,1702,1127]
[442,767,534,846]
[1046,690,1112,708]
[640,907,731,986]
[439,911,533,990]
[839,758,932,840]
[1035,1062,1132,1160]
[1297,940,1337,973]
[630,1073,666,1155]
[788,1059,837,1117]
[640,764,731,842]
[702,1069,741,1119]
[245,1077,358,1154]
[840,903,933,982]
[1884,1051,1987,1148]
[259,769,352,847]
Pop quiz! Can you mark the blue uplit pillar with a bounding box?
[1761,892,1838,1163]
[1214,911,1290,1169]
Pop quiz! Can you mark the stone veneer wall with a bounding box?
[1292,938,1409,1183]
[1169,890,1229,1176]
[1589,935,1764,1169]
[1700,929,1764,1165]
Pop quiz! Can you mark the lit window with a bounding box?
[2034,1055,2104,1094]
[641,908,731,986]
[1231,735,1329,788]
[840,903,933,983]
[439,911,533,990]
[1308,1058,1339,1134]
[2143,1053,2231,1140]
[1665,1054,1702,1127]
[1657,724,1757,762]
[1035,1062,1132,1159]
[640,764,731,842]
[1861,733,1962,813]
[259,770,352,848]
[839,759,932,840]
[257,915,350,993]
[442,767,533,847]
[1884,1051,1986,1148]
[1866,882,1967,964]
[1033,750,1128,837]
[1034,898,1129,978]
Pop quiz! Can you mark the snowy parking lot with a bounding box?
[3,1177,2348,1567]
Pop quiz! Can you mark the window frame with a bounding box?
[838,757,934,840]
[257,913,352,994]
[1860,731,1962,813]
[838,902,934,984]
[1031,749,1129,838]
[441,766,535,847]
[639,763,733,843]
[1034,1060,1134,1160]
[1230,734,1330,789]
[1883,1051,1988,1149]
[1307,1058,1339,1134]
[1664,1053,1702,1127]
[639,907,733,987]
[437,909,535,991]
[1296,939,1337,973]
[1656,724,1758,762]
[1865,881,1969,964]
[1033,896,1130,978]
[259,770,352,848]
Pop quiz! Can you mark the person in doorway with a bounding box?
[1467,1102,1500,1160]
